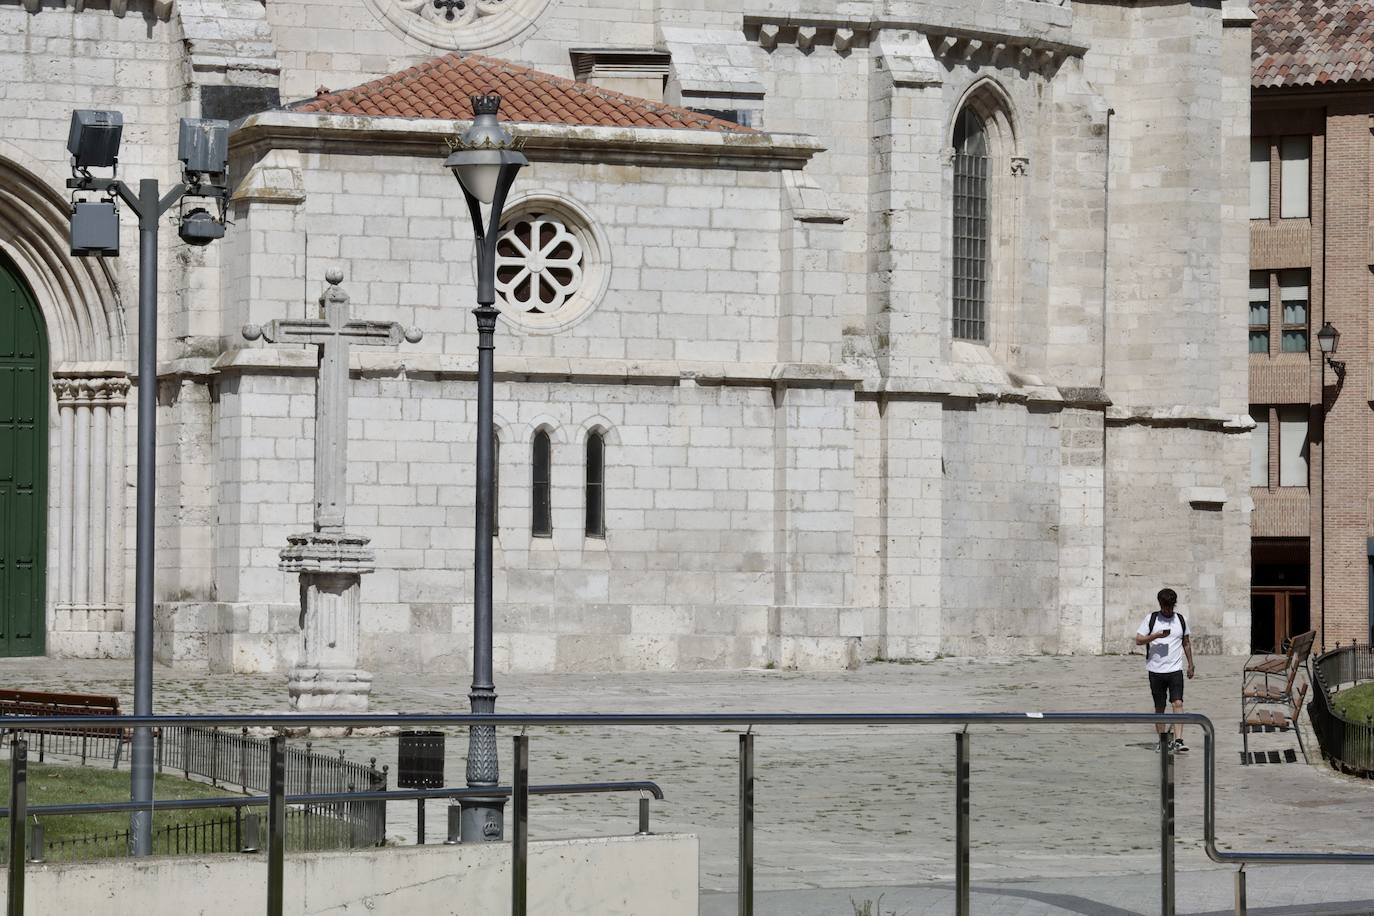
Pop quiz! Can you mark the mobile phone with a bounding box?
[1159,629,1171,637]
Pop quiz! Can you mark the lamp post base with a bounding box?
[458,795,506,843]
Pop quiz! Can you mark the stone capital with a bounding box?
[279,531,375,575]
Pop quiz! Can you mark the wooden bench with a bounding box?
[1244,630,1316,682]
[0,689,127,767]
[1242,681,1309,764]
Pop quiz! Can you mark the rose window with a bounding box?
[366,0,550,50]
[495,213,585,317]
[398,0,507,28]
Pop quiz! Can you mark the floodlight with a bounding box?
[178,207,225,246]
[70,201,119,256]
[178,118,230,184]
[67,110,123,170]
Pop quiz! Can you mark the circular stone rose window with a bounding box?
[365,0,550,51]
[491,196,609,334]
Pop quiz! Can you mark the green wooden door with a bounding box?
[0,252,47,657]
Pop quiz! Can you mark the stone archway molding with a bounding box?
[0,142,126,368]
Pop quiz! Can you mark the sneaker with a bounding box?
[1172,738,1189,753]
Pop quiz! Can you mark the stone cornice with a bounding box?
[230,111,825,172]
[208,348,859,388]
[19,0,173,18]
[743,9,1084,60]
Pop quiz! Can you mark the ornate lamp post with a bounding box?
[444,94,527,843]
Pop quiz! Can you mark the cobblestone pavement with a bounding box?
[3,654,1372,912]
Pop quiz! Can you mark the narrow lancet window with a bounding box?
[952,107,990,341]
[585,431,605,538]
[532,430,552,537]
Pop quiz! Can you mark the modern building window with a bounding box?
[1250,138,1270,220]
[1279,269,1309,353]
[531,430,552,537]
[491,426,500,536]
[1279,136,1310,219]
[1250,407,1269,487]
[1277,406,1309,487]
[1249,271,1270,354]
[585,431,605,538]
[952,106,989,342]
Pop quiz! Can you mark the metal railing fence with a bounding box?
[0,725,385,798]
[3,710,1374,916]
[1308,642,1374,776]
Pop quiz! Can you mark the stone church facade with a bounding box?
[0,0,1254,674]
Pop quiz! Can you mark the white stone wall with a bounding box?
[0,0,1254,670]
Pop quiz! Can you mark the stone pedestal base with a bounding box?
[280,530,376,713]
[288,667,374,712]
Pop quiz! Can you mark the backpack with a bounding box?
[1146,611,1186,661]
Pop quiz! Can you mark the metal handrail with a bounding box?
[5,709,1374,916]
[0,780,665,819]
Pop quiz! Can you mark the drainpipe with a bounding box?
[1101,107,1114,649]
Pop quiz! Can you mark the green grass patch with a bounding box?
[1333,682,1374,724]
[0,759,245,858]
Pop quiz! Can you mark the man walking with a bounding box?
[1135,587,1195,752]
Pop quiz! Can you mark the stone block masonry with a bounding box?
[0,0,1252,672]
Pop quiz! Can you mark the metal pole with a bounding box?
[458,172,516,844]
[638,795,651,835]
[416,798,425,845]
[739,732,754,916]
[512,735,528,916]
[8,739,27,916]
[130,178,159,857]
[1234,866,1247,916]
[267,736,285,916]
[1160,732,1175,916]
[955,731,970,916]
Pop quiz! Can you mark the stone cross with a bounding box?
[243,269,422,532]
[241,270,421,712]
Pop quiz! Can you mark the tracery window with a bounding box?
[952,107,990,342]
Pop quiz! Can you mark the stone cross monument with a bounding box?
[243,270,422,711]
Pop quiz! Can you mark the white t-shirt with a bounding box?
[1138,611,1189,674]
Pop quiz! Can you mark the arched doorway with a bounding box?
[0,250,47,656]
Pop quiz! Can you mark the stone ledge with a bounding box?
[210,348,860,388]
[231,111,825,172]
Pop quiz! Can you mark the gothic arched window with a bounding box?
[585,431,605,538]
[532,430,552,538]
[952,107,990,342]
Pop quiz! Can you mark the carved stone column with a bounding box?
[52,374,130,637]
[279,532,374,712]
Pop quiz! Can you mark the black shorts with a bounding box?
[1148,670,1185,711]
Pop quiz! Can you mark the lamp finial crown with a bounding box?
[472,94,501,117]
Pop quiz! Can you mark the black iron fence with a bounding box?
[28,801,375,863]
[1,725,386,798]
[0,723,388,860]
[1307,642,1374,777]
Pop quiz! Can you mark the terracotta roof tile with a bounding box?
[293,52,752,133]
[1253,0,1374,89]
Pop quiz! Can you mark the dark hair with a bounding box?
[1157,588,1177,609]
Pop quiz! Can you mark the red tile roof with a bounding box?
[1253,0,1374,89]
[294,52,751,133]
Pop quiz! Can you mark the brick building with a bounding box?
[0,0,1253,674]
[1250,0,1374,652]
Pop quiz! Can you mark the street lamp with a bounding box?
[444,93,527,843]
[1318,321,1345,381]
[66,110,230,856]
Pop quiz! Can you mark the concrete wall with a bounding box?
[13,833,697,916]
